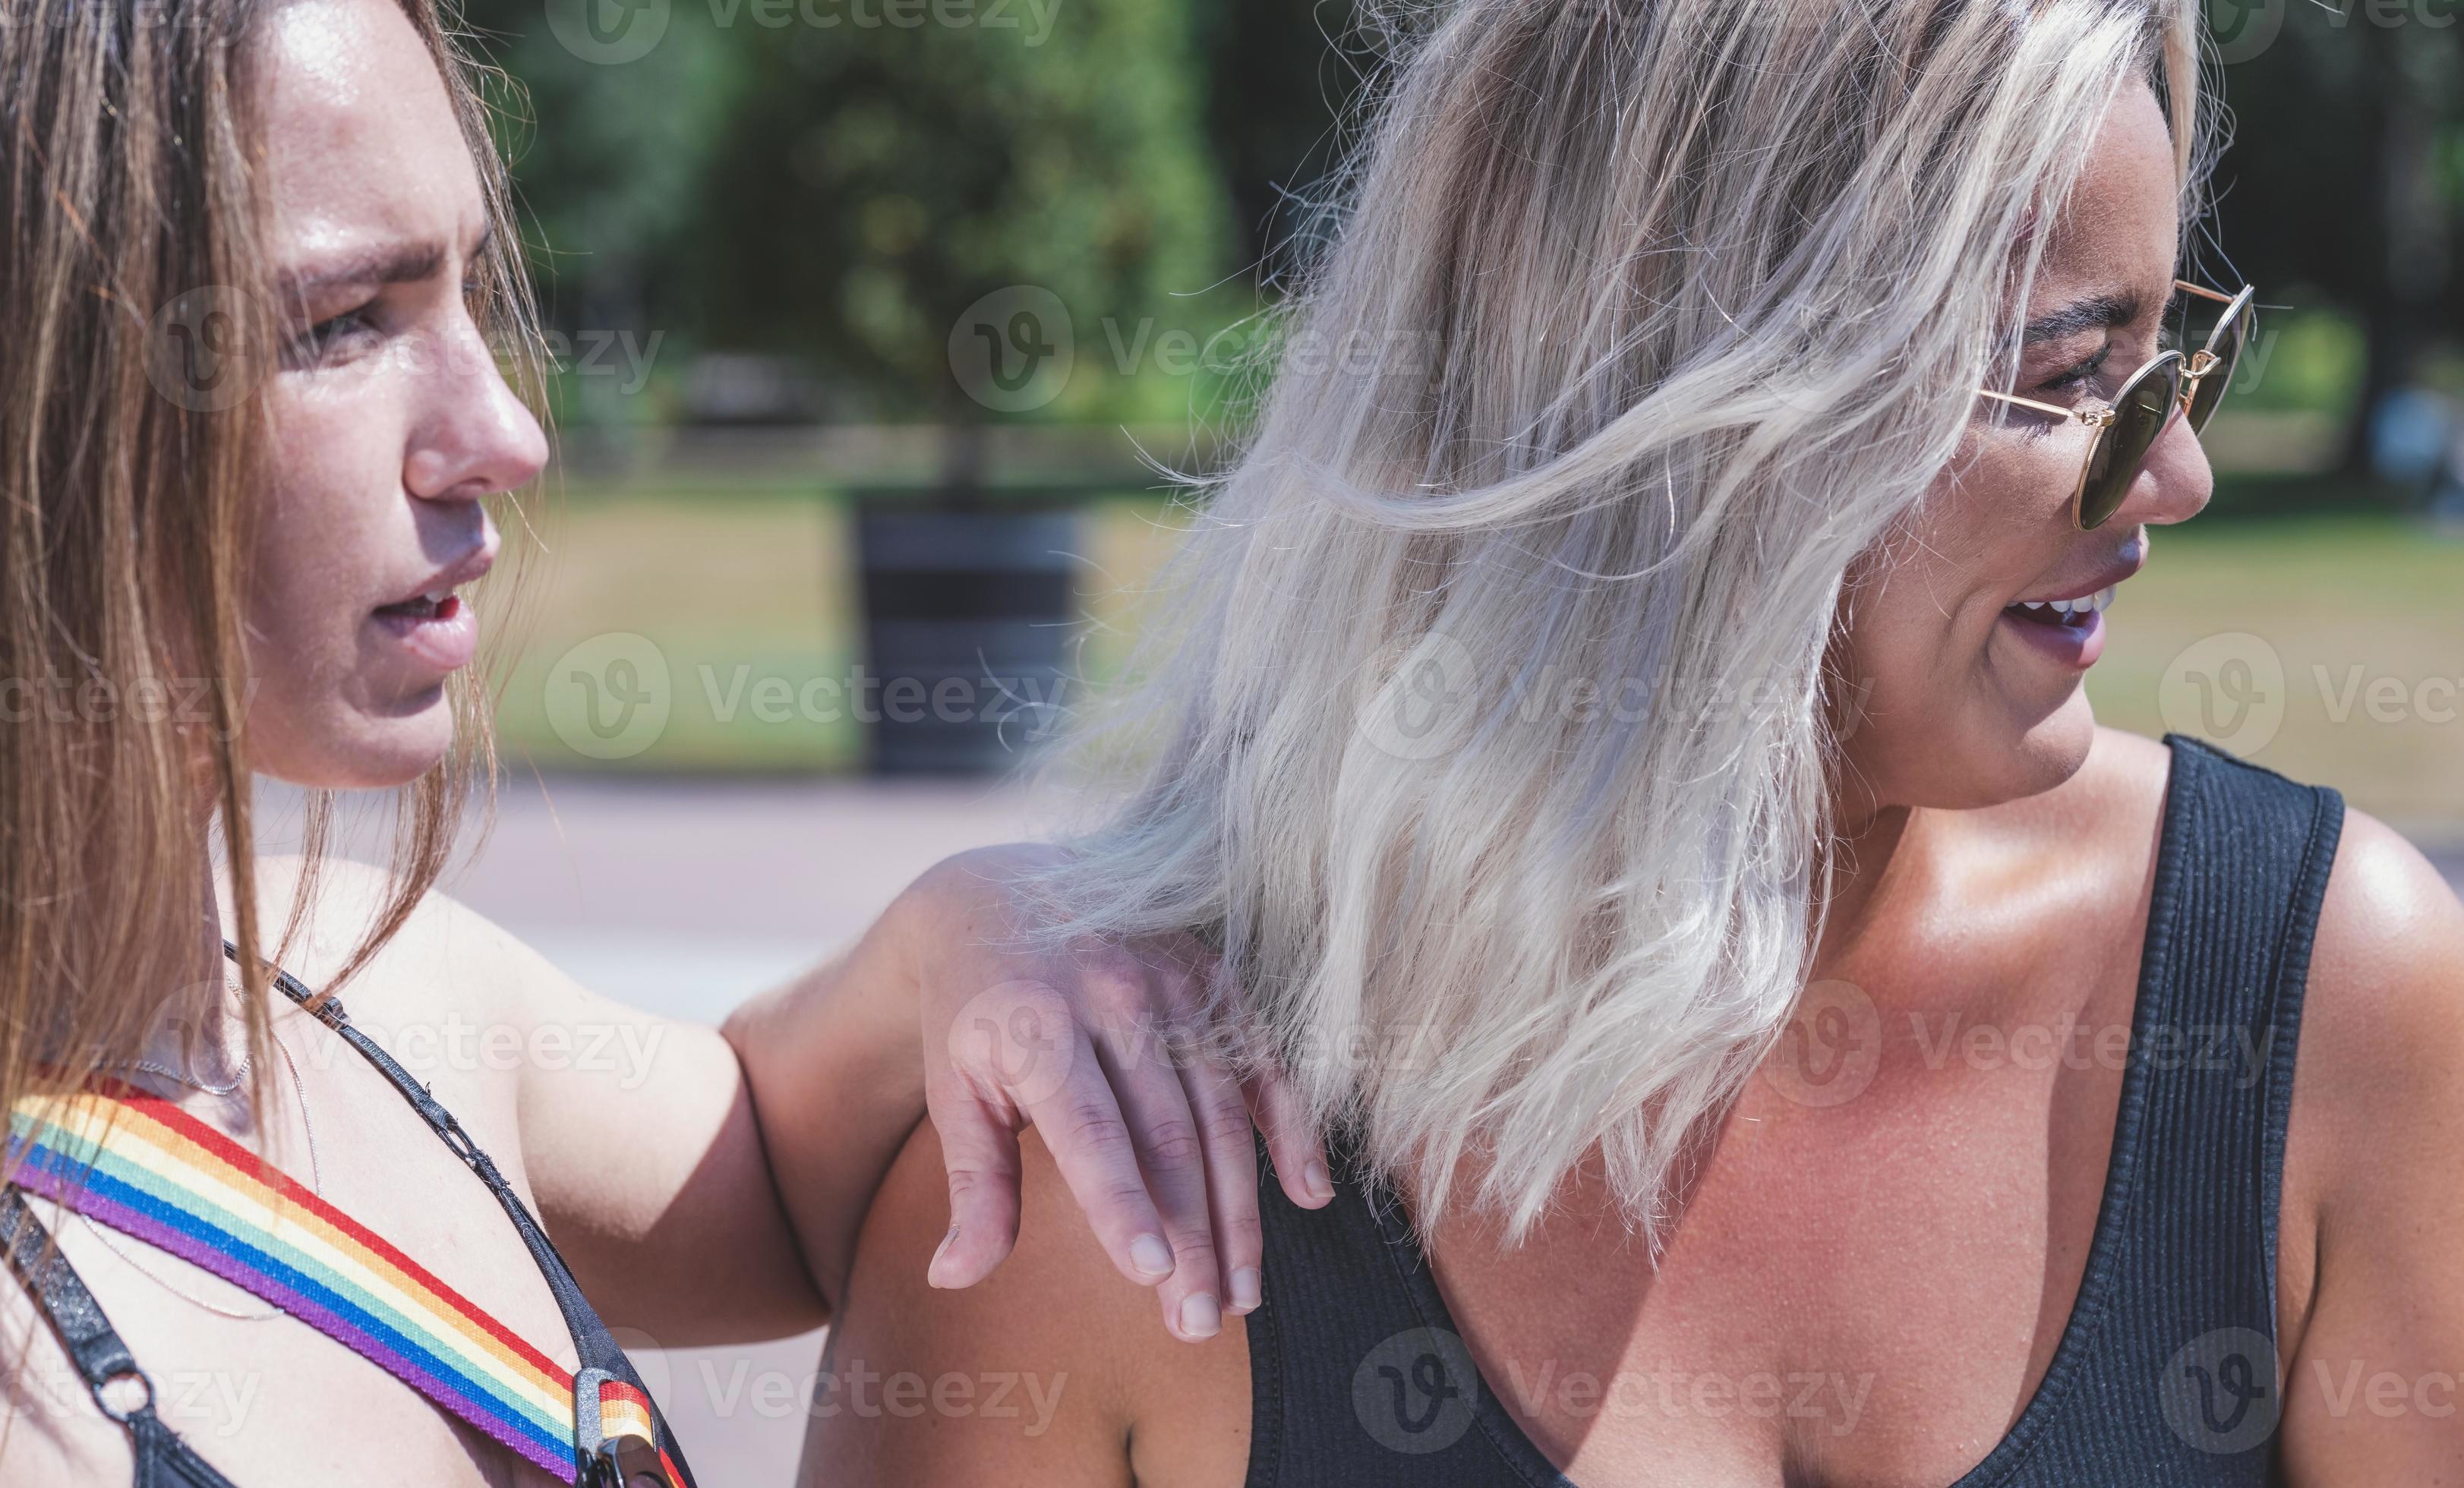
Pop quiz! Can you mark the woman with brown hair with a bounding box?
[0,0,1322,1480]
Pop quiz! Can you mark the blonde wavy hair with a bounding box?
[1030,0,2217,1244]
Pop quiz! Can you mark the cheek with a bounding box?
[245,380,404,699]
[1832,444,2050,717]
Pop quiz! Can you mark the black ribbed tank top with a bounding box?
[1245,734,2345,1486]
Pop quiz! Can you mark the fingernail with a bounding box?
[1229,1266,1261,1313]
[1130,1233,1174,1277]
[927,1225,960,1286]
[1305,1161,1333,1203]
[1178,1292,1222,1339]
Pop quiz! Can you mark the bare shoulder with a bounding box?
[803,1118,1252,1486]
[229,853,541,1026]
[222,853,617,1188]
[2286,805,2464,1209]
[2273,805,2464,1472]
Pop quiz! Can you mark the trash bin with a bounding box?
[853,494,1084,775]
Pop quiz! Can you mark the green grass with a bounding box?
[487,484,2464,834]
[2086,510,2464,834]
[487,483,1181,775]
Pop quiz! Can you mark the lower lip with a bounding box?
[1996,604,2105,670]
[371,594,477,672]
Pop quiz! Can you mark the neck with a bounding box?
[126,845,248,1089]
[1809,793,1917,975]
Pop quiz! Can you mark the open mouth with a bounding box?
[373,589,462,623]
[2002,586,2115,631]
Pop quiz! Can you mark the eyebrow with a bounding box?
[2021,290,2143,345]
[276,222,494,305]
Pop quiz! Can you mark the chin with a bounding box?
[2004,686,2099,796]
[253,694,459,791]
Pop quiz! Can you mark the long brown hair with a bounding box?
[0,0,544,1121]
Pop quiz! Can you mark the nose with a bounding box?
[2106,399,2211,530]
[402,311,549,503]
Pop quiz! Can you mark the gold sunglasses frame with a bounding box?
[1975,280,2258,530]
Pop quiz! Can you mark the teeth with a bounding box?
[2011,585,2116,616]
[422,589,450,604]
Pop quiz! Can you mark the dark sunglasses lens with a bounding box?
[2188,301,2251,432]
[2079,362,2179,528]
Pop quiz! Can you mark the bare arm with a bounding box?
[804,1118,1251,1486]
[727,844,1330,1338]
[2278,811,2464,1480]
[500,843,1328,1345]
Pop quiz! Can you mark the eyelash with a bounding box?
[287,275,487,367]
[292,304,378,365]
[2041,344,2112,395]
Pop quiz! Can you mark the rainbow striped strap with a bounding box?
[5,1083,687,1487]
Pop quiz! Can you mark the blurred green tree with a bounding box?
[2203,0,2464,478]
[468,0,1237,462]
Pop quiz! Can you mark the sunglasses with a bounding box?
[1976,280,2257,530]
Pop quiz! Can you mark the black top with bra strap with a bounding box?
[1244,733,2345,1486]
[1,947,700,1488]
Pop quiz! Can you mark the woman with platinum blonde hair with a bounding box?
[816,0,2464,1482]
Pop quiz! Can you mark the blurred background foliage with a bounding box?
[459,0,2464,459]
[456,0,2464,826]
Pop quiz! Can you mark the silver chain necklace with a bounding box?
[89,971,324,1322]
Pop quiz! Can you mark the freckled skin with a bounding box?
[242,0,545,788]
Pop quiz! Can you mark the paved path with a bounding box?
[268,772,2464,1487]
